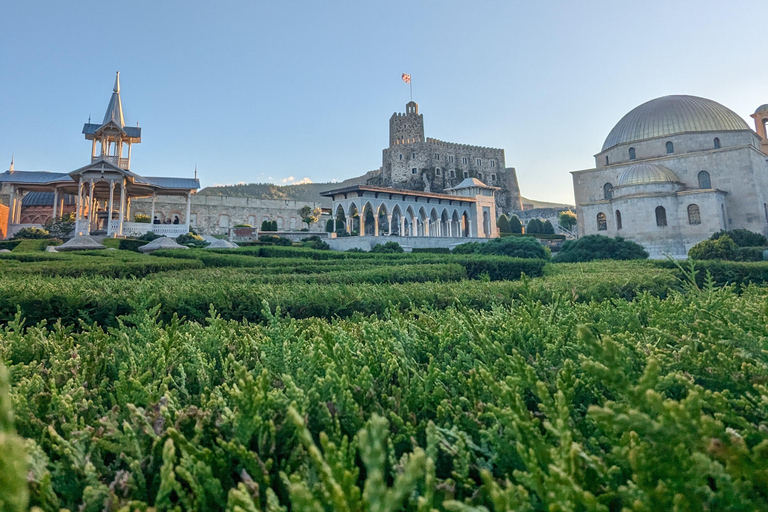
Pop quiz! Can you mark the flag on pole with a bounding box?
[401,73,411,84]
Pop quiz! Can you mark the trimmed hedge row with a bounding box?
[0,240,22,251]
[0,263,677,327]
[658,259,768,287]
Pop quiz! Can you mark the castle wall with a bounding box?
[130,194,327,235]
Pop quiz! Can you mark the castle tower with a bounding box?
[389,101,424,146]
[752,104,768,154]
[82,72,142,169]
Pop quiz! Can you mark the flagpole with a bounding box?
[410,80,413,101]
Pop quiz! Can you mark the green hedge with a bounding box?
[118,239,149,252]
[0,240,22,251]
[411,247,450,254]
[659,259,768,287]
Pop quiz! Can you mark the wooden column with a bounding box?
[107,181,115,236]
[150,192,156,230]
[52,187,58,219]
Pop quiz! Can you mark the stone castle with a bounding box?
[364,101,522,212]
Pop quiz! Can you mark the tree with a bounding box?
[526,218,543,234]
[299,205,322,230]
[509,215,523,234]
[261,220,277,232]
[558,210,577,232]
[541,220,555,234]
[497,215,512,234]
[710,229,767,248]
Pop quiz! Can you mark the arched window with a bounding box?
[218,215,230,228]
[629,147,636,160]
[605,155,609,166]
[687,204,701,225]
[603,182,613,200]
[597,212,607,231]
[666,141,674,154]
[435,168,441,176]
[655,206,667,227]
[713,137,721,149]
[478,172,483,180]
[698,170,711,189]
[615,210,622,230]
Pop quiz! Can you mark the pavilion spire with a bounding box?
[102,71,125,128]
[9,155,13,172]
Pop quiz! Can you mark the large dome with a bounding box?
[602,95,750,151]
[618,163,679,186]
[755,104,768,114]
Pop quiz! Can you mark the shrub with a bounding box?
[261,220,277,231]
[553,235,649,262]
[411,247,450,254]
[176,232,208,247]
[301,236,330,250]
[526,218,543,234]
[497,214,511,234]
[346,247,366,253]
[711,228,767,248]
[0,240,22,251]
[509,215,523,233]
[134,213,151,223]
[233,223,252,228]
[478,236,550,259]
[541,219,555,234]
[452,241,483,254]
[118,239,149,252]
[11,227,51,239]
[43,213,76,238]
[137,231,162,242]
[688,235,738,260]
[371,241,404,254]
[734,246,766,262]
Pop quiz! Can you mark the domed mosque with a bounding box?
[571,95,768,258]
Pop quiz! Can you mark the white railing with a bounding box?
[149,224,188,237]
[91,155,130,169]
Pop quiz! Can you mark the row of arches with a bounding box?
[596,204,704,231]
[602,171,712,200]
[334,201,475,237]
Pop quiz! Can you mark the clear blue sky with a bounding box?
[2,1,767,204]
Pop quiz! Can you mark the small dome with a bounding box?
[618,163,679,186]
[755,104,768,114]
[602,95,751,151]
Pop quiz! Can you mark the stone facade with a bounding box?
[572,95,768,258]
[370,102,522,212]
[130,194,327,235]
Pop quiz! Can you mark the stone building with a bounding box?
[572,95,768,258]
[370,101,522,212]
[130,194,326,235]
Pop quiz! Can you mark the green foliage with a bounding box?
[43,213,76,239]
[2,259,768,509]
[497,214,511,234]
[0,241,22,251]
[411,247,450,254]
[261,220,278,232]
[541,219,555,234]
[11,227,51,240]
[177,232,208,247]
[370,241,404,254]
[301,236,330,250]
[558,210,577,231]
[138,231,162,242]
[509,215,523,234]
[525,218,543,234]
[298,205,322,229]
[233,223,253,228]
[134,213,152,223]
[11,239,62,252]
[118,239,150,252]
[689,235,738,260]
[454,236,550,260]
[711,228,768,248]
[0,364,28,511]
[553,234,649,262]
[259,235,292,246]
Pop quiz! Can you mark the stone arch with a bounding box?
[405,205,417,236]
[376,202,389,235]
[461,210,471,237]
[418,206,429,236]
[391,204,404,236]
[347,202,360,235]
[361,201,376,236]
[429,207,439,237]
[451,209,460,237]
[440,209,450,237]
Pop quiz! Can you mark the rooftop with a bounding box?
[320,184,475,202]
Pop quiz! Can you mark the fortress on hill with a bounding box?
[364,101,523,213]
